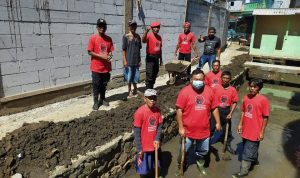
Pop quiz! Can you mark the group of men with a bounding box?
[87,18,270,178]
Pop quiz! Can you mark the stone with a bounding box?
[11,173,23,178]
[5,157,15,167]
[117,152,128,166]
[110,165,121,175]
[123,142,132,153]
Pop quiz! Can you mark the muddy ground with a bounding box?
[0,53,249,178]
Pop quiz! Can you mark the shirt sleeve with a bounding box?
[262,97,270,117]
[176,89,187,110]
[133,109,143,127]
[87,35,94,52]
[122,35,127,51]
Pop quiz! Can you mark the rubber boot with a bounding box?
[196,159,208,176]
[232,160,251,178]
[92,96,99,110]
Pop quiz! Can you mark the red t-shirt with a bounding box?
[133,105,163,152]
[178,32,195,54]
[146,32,162,55]
[205,71,222,88]
[214,85,238,108]
[176,84,218,139]
[87,34,114,73]
[241,94,270,141]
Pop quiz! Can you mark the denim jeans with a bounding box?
[177,136,210,168]
[198,54,216,71]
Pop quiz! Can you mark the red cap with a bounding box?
[150,21,161,28]
[183,22,191,28]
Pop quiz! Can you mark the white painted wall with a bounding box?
[226,0,243,11]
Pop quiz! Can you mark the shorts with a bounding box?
[136,151,160,175]
[242,138,260,162]
[124,66,139,84]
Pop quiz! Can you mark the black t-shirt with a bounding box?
[122,33,142,66]
[203,36,221,55]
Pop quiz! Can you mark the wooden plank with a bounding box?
[244,62,300,74]
[124,0,133,34]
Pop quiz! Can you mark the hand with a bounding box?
[124,61,128,67]
[226,114,232,120]
[215,122,221,132]
[146,26,151,32]
[179,127,185,137]
[258,132,264,141]
[138,151,143,160]
[237,124,242,134]
[107,54,113,61]
[154,141,160,149]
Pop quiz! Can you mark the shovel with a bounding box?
[221,122,231,160]
[155,144,159,178]
[181,137,185,177]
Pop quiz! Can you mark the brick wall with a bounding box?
[0,0,228,98]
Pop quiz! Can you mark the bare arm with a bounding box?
[227,102,237,119]
[237,112,244,134]
[217,48,221,60]
[192,41,199,57]
[198,35,205,43]
[259,117,269,141]
[177,108,185,137]
[142,26,151,43]
[122,50,127,67]
[212,107,221,131]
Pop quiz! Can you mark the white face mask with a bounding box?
[192,80,204,90]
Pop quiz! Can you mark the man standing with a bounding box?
[174,22,199,79]
[122,20,142,98]
[233,79,270,178]
[176,68,221,176]
[142,21,163,89]
[87,18,114,110]
[204,60,222,88]
[198,27,221,71]
[212,71,238,153]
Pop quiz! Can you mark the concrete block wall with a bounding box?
[0,0,228,98]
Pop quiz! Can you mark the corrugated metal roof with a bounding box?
[253,8,300,15]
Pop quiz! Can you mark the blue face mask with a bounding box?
[192,80,204,90]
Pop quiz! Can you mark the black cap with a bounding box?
[97,18,107,26]
[128,20,137,26]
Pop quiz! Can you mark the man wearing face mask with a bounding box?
[175,68,221,176]
[198,27,221,71]
[142,21,163,89]
[174,22,199,79]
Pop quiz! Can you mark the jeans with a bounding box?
[198,54,216,71]
[177,136,210,168]
[92,72,110,103]
[145,55,160,89]
[178,53,191,76]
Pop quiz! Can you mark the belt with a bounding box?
[147,54,160,58]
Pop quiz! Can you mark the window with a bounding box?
[231,1,235,6]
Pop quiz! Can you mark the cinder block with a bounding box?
[3,85,22,97]
[0,22,11,34]
[70,65,83,76]
[95,3,117,14]
[82,72,91,81]
[53,56,70,68]
[0,48,17,62]
[66,24,93,34]
[73,0,95,12]
[68,44,82,56]
[33,23,50,35]
[2,71,39,88]
[36,46,53,59]
[80,12,104,24]
[20,34,50,48]
[0,6,9,20]
[52,45,68,57]
[69,55,82,66]
[0,0,8,6]
[49,0,68,10]
[115,6,123,15]
[0,61,19,75]
[38,69,50,81]
[19,58,54,72]
[50,67,70,79]
[106,24,123,34]
[50,11,80,23]
[51,34,82,46]
[21,82,44,93]
[56,75,82,85]
[21,8,40,21]
[103,15,122,25]
[82,54,91,65]
[19,0,35,8]
[50,23,67,34]
[16,47,37,60]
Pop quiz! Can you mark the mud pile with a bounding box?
[165,62,188,72]
[0,54,248,178]
[222,53,251,77]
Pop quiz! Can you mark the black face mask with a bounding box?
[146,96,157,101]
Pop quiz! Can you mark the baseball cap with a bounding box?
[150,21,161,28]
[144,89,157,97]
[97,18,107,26]
[128,20,137,26]
[184,22,191,28]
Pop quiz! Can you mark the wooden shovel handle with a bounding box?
[181,137,185,176]
[155,145,158,178]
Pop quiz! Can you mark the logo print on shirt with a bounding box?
[245,104,253,118]
[220,95,229,107]
[195,95,206,110]
[154,41,161,52]
[100,44,106,53]
[148,116,157,132]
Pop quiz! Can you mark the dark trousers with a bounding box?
[92,72,110,103]
[210,107,232,142]
[178,53,191,76]
[145,55,159,89]
[242,139,260,162]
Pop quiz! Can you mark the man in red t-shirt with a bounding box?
[142,21,163,89]
[133,89,163,177]
[211,71,238,154]
[87,18,114,110]
[232,78,270,178]
[204,60,222,88]
[175,68,221,176]
[174,22,199,79]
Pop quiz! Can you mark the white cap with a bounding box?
[144,89,157,97]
